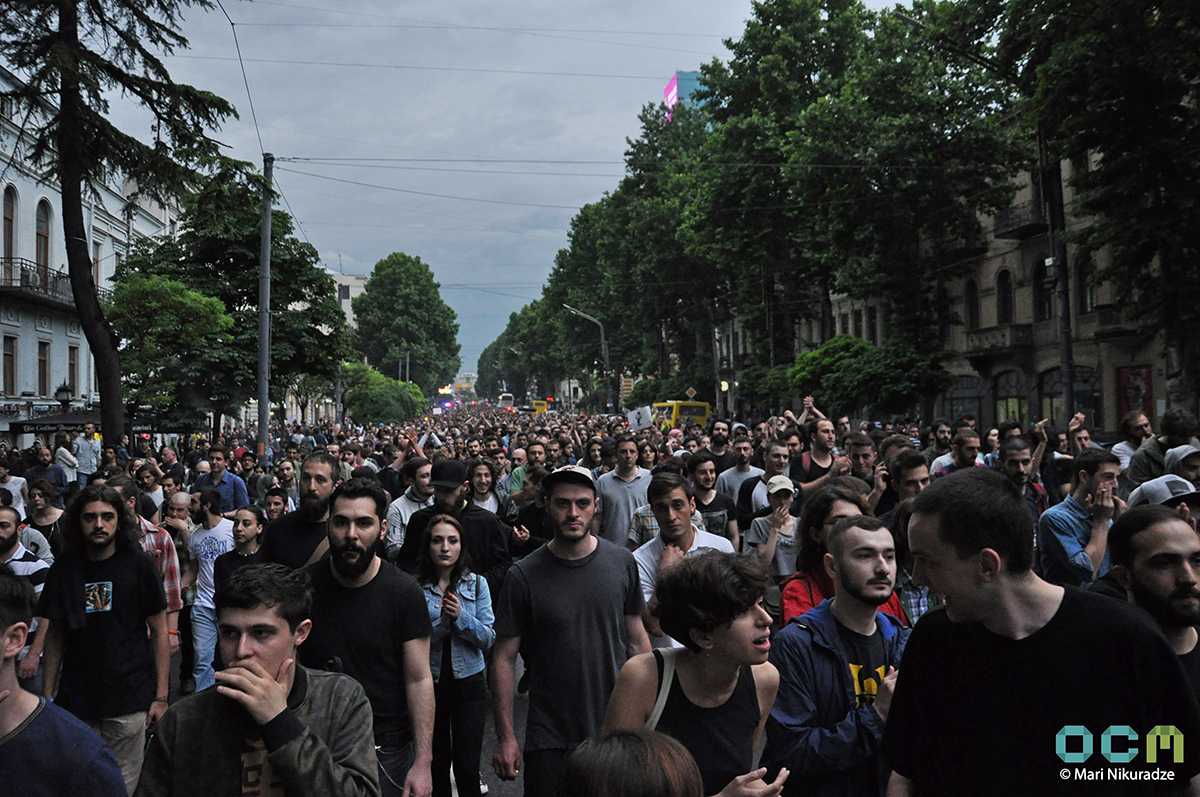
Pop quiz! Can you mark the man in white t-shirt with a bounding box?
[186,488,234,692]
[634,471,734,648]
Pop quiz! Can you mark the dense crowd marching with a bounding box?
[4,401,1200,796]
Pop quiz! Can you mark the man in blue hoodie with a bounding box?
[764,515,909,797]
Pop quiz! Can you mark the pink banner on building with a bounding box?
[663,74,679,120]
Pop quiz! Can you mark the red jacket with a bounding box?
[781,570,909,626]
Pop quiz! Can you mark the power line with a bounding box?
[285,160,623,179]
[274,166,583,210]
[169,54,667,81]
[234,0,727,38]
[273,175,313,248]
[214,0,265,156]
[276,155,968,172]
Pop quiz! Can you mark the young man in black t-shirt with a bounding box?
[1105,505,1200,704]
[38,484,169,794]
[491,465,650,797]
[300,478,434,797]
[688,452,739,549]
[887,469,1200,796]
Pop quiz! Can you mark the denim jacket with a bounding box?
[422,571,496,681]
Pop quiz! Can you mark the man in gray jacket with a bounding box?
[137,564,379,796]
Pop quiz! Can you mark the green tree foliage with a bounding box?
[953,0,1200,405]
[351,253,461,394]
[341,361,426,423]
[117,167,348,432]
[788,336,952,417]
[107,274,234,430]
[0,1,236,442]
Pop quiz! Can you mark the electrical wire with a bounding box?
[214,0,266,156]
[169,54,668,81]
[273,175,314,248]
[274,166,583,210]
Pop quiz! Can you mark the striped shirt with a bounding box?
[4,542,49,657]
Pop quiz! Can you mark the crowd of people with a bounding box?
[3,401,1200,796]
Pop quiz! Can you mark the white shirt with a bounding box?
[188,518,234,609]
[634,526,735,649]
[1,475,26,519]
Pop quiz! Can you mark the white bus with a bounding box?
[497,392,515,411]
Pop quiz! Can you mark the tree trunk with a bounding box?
[56,2,125,446]
[212,411,222,443]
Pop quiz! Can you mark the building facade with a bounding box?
[0,67,179,440]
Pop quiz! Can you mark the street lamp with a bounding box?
[54,382,71,414]
[562,304,612,413]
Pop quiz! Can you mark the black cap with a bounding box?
[430,459,468,489]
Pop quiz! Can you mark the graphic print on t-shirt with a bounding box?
[837,622,887,708]
[240,737,282,796]
[84,581,113,613]
[848,662,885,707]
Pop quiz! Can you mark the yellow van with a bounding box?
[651,401,711,430]
[531,400,549,414]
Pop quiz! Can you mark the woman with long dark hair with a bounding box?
[417,514,495,797]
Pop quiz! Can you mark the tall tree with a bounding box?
[0,1,235,443]
[352,252,461,394]
[955,0,1200,407]
[119,166,348,436]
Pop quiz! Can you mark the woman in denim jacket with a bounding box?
[418,513,496,797]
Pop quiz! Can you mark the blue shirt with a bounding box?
[1,698,126,796]
[1038,494,1110,586]
[192,469,250,513]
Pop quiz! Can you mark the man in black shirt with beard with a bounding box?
[261,452,343,570]
[1106,505,1200,703]
[302,479,434,797]
[706,419,737,475]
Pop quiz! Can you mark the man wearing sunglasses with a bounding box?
[36,484,170,794]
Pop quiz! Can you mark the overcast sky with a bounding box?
[108,0,892,378]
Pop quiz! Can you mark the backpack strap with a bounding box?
[646,647,679,730]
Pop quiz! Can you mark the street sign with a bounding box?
[685,386,697,399]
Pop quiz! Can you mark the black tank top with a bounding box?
[653,650,760,796]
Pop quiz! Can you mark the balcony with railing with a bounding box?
[0,257,111,311]
[964,323,1034,362]
[993,203,1047,240]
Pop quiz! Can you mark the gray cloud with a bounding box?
[105,0,894,373]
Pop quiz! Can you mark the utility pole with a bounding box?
[257,153,273,461]
[405,350,410,384]
[1038,124,1075,415]
[563,304,612,413]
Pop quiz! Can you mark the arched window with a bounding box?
[994,369,1027,424]
[2,186,14,284]
[1033,259,1054,322]
[35,199,50,285]
[964,279,979,330]
[1077,257,1096,314]
[996,269,1014,324]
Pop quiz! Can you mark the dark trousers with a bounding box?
[523,749,569,797]
[377,739,415,797]
[178,603,195,681]
[432,672,488,797]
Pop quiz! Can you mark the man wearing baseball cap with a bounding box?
[399,459,512,597]
[491,464,650,796]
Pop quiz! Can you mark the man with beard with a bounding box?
[792,420,850,496]
[398,460,512,597]
[920,420,952,466]
[261,452,343,571]
[302,479,434,797]
[1106,505,1200,701]
[385,457,434,562]
[492,466,650,796]
[716,436,763,502]
[764,516,908,797]
[0,504,49,691]
[706,419,737,474]
[37,484,170,793]
[689,452,739,549]
[274,458,301,509]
